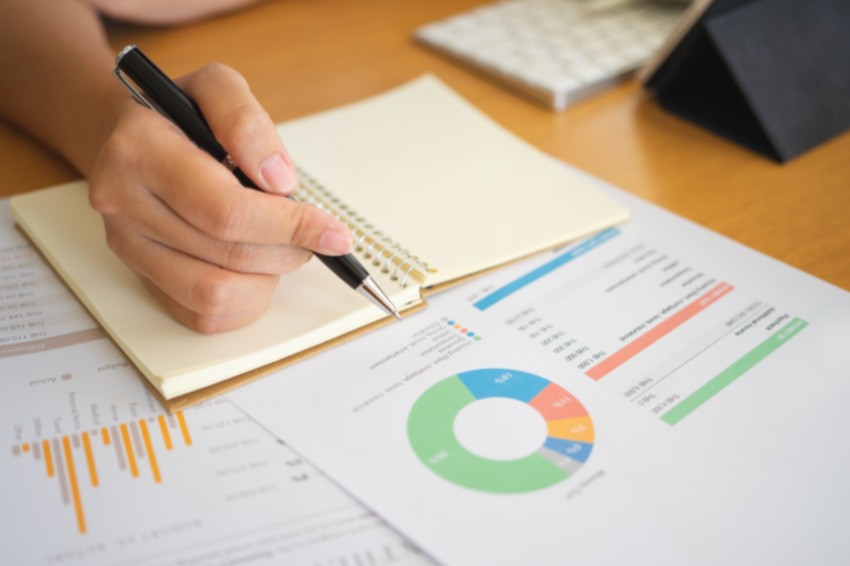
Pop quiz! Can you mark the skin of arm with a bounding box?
[0,0,354,333]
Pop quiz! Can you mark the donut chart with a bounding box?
[407,369,594,493]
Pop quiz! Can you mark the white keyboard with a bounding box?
[416,0,685,110]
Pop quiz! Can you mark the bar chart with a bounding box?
[3,347,423,565]
[11,412,193,534]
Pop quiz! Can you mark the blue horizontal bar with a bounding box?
[473,228,620,311]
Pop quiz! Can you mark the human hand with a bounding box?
[89,63,352,333]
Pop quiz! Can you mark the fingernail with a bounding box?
[319,228,352,255]
[259,153,298,193]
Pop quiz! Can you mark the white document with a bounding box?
[0,201,431,566]
[229,172,850,566]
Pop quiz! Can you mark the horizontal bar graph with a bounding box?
[11,412,193,534]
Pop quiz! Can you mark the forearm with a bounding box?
[91,0,269,25]
[0,0,126,176]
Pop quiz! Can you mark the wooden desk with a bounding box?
[1,0,847,289]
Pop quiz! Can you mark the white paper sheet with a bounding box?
[229,171,850,566]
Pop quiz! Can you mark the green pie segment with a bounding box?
[408,369,594,493]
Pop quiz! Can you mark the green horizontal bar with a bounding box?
[662,317,807,425]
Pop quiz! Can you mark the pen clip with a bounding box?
[113,66,157,112]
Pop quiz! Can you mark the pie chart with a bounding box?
[407,368,594,493]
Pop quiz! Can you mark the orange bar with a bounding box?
[81,432,99,487]
[42,439,55,478]
[587,282,734,380]
[157,415,173,450]
[101,427,111,446]
[21,443,30,453]
[138,420,162,483]
[62,436,87,534]
[120,423,139,477]
[176,412,192,446]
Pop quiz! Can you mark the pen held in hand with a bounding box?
[112,44,400,320]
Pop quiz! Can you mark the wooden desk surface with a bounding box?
[1,0,847,289]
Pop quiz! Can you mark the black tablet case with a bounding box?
[645,0,850,162]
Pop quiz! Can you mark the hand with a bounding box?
[89,63,352,333]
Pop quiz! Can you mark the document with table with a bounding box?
[227,173,850,565]
[4,170,848,564]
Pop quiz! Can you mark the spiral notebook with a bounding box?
[10,75,628,410]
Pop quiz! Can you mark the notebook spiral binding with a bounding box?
[294,167,432,288]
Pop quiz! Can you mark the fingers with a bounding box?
[140,279,266,334]
[180,63,297,194]
[112,183,314,275]
[128,64,354,255]
[101,211,282,334]
[89,63,354,333]
[92,96,352,259]
[150,151,352,255]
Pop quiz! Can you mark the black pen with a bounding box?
[113,45,400,320]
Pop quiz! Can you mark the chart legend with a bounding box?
[445,318,483,341]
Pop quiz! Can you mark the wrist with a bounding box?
[68,75,129,177]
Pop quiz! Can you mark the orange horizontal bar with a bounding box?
[587,282,733,380]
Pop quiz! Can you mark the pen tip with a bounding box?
[358,278,402,321]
